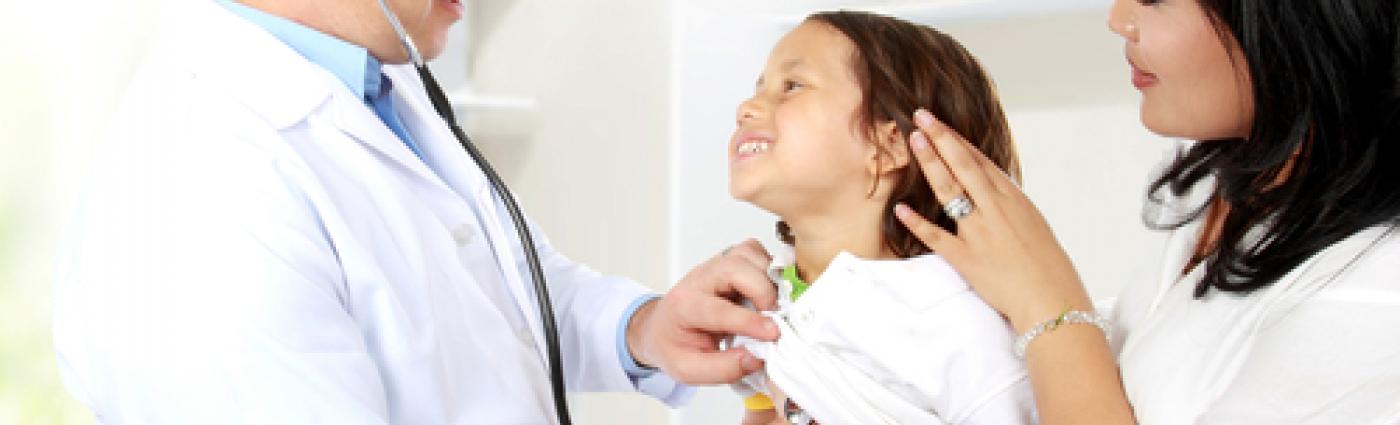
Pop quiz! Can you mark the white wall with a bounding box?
[0,0,162,423]
[464,1,675,423]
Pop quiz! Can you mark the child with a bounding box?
[727,11,1033,425]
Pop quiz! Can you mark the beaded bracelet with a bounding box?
[1013,309,1110,358]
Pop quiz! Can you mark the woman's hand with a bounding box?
[893,109,1094,333]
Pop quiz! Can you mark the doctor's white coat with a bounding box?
[52,2,683,423]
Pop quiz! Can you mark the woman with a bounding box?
[893,0,1400,423]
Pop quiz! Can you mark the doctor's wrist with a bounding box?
[625,297,661,370]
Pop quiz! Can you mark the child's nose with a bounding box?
[736,98,765,126]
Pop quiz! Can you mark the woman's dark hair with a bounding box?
[1146,0,1400,297]
[776,10,1020,258]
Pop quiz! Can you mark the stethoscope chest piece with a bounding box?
[782,398,815,425]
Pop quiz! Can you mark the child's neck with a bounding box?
[785,215,893,284]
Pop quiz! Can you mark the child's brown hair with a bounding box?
[777,11,1021,258]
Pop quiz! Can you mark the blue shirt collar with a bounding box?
[218,0,384,100]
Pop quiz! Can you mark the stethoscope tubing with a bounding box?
[374,1,574,423]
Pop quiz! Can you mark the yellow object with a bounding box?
[743,393,775,410]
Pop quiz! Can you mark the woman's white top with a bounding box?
[1114,217,1400,424]
[736,247,1035,425]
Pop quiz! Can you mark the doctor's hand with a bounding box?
[626,239,779,385]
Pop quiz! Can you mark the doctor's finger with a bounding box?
[670,348,765,385]
[712,255,779,311]
[684,295,778,341]
[722,239,771,271]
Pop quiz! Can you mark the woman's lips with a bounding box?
[1132,66,1159,89]
[440,0,464,18]
[1126,53,1158,89]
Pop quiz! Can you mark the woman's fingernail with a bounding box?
[910,131,929,150]
[915,109,934,127]
[894,203,913,218]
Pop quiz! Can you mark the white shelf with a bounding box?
[438,1,535,112]
[447,86,536,111]
[767,0,1111,25]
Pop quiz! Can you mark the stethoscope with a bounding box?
[373,1,573,423]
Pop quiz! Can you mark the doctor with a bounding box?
[52,0,779,423]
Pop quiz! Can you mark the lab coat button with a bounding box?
[452,225,475,246]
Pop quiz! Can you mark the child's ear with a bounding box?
[867,120,912,175]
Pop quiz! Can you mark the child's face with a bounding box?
[729,21,881,217]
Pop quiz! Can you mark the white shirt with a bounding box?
[1114,218,1400,424]
[737,247,1035,425]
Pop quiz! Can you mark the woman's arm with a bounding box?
[893,109,1136,424]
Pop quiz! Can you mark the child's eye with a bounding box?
[1137,0,1162,5]
[784,80,804,93]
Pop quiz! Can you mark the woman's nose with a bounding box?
[1107,0,1138,41]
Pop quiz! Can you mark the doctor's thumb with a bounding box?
[672,349,766,385]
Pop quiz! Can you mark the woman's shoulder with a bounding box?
[1296,223,1400,285]
[1323,223,1400,292]
[1258,223,1400,325]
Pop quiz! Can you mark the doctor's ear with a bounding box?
[867,120,911,175]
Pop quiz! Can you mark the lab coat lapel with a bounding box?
[384,65,550,363]
[180,0,453,196]
[330,97,458,195]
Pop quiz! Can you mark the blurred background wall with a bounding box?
[2,0,1171,423]
[1,0,162,423]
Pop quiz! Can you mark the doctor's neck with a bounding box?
[236,0,429,64]
[780,203,896,284]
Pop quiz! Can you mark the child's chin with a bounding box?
[729,184,772,207]
[729,191,756,205]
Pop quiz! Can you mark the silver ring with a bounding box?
[944,196,974,220]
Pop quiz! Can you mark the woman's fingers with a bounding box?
[902,108,1092,329]
[894,203,964,261]
[908,131,967,209]
[913,109,1001,204]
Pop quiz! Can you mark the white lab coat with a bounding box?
[52,1,683,423]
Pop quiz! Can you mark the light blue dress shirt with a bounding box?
[219,0,658,383]
[219,0,423,159]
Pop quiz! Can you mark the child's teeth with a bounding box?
[739,142,770,154]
